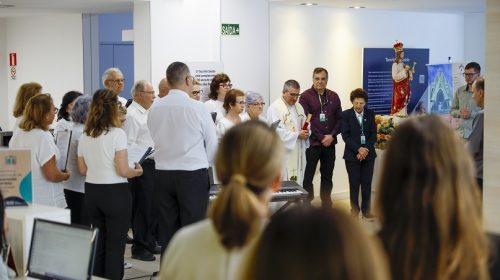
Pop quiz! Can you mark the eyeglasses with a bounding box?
[192,90,203,96]
[250,102,266,106]
[141,90,155,95]
[463,72,478,77]
[109,78,125,83]
[289,93,301,98]
[219,83,232,88]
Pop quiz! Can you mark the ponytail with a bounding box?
[209,174,265,249]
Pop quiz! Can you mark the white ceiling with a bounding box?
[0,0,485,18]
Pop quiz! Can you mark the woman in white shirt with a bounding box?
[240,91,267,123]
[159,121,284,280]
[77,89,143,280]
[204,73,232,124]
[9,94,70,208]
[54,90,82,134]
[216,89,245,139]
[11,82,42,131]
[63,95,92,225]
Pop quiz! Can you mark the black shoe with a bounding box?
[132,250,156,261]
[126,234,133,244]
[362,213,376,221]
[148,244,162,255]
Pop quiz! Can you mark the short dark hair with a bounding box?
[282,80,300,93]
[58,91,82,121]
[223,89,245,113]
[465,62,481,73]
[313,67,328,79]
[209,73,230,100]
[166,62,190,87]
[350,88,368,102]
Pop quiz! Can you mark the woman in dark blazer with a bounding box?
[341,88,377,219]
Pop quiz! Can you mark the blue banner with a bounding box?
[363,48,429,115]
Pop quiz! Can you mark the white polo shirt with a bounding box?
[123,101,155,148]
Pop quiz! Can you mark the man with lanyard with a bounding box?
[267,79,309,183]
[299,67,342,207]
[450,62,481,139]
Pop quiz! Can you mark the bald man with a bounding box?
[158,78,170,98]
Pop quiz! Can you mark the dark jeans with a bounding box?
[129,159,157,254]
[345,159,375,215]
[155,169,210,258]
[85,182,132,280]
[64,189,90,226]
[302,145,336,206]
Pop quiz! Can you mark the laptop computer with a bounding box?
[26,219,98,280]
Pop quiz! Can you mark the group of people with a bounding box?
[5,57,494,280]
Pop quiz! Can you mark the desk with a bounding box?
[6,204,70,276]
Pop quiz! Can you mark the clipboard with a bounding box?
[55,130,72,171]
[270,120,281,131]
[128,145,153,168]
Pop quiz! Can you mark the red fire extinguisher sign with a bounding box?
[9,53,17,66]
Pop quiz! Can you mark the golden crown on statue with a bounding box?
[393,41,404,52]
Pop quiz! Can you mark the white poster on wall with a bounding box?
[186,62,223,102]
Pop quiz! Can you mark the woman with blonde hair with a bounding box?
[77,89,142,280]
[376,115,489,280]
[9,94,69,207]
[244,207,390,280]
[12,82,42,131]
[159,121,283,280]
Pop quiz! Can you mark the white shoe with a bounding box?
[124,261,133,269]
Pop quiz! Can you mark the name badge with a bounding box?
[361,135,366,145]
[319,113,326,122]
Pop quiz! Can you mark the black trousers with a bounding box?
[128,159,157,254]
[303,145,336,205]
[85,182,132,280]
[64,189,90,226]
[345,159,375,214]
[155,169,210,257]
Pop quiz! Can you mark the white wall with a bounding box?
[221,0,270,104]
[464,13,486,71]
[270,5,467,195]
[133,1,151,82]
[0,19,7,130]
[5,14,84,129]
[147,0,220,89]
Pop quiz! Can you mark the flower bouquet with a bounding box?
[375,115,401,150]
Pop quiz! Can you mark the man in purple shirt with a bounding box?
[299,67,342,207]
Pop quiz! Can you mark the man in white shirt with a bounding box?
[267,80,309,183]
[147,61,218,257]
[102,68,128,105]
[123,80,159,262]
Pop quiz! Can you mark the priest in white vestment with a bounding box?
[267,80,310,183]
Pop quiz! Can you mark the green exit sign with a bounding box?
[222,23,240,36]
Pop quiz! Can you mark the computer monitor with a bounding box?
[0,131,13,147]
[26,219,98,280]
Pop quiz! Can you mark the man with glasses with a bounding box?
[148,62,217,258]
[451,62,481,139]
[123,80,160,262]
[102,67,127,106]
[299,67,342,208]
[268,80,309,183]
